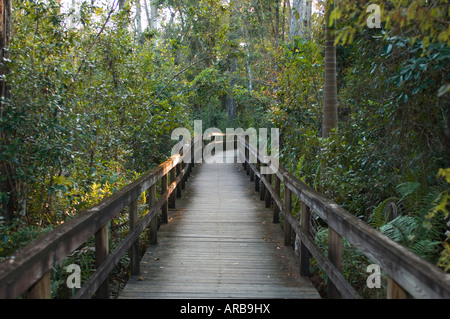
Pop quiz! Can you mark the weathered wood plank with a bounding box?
[149,184,158,245]
[129,199,140,276]
[27,272,51,299]
[95,225,110,298]
[119,151,320,299]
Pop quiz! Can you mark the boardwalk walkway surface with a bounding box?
[119,150,320,299]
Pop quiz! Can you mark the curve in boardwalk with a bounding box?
[119,150,320,299]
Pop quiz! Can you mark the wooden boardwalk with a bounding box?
[3,139,448,300]
[119,150,320,299]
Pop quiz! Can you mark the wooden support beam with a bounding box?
[265,174,272,208]
[169,168,176,208]
[28,272,51,299]
[161,174,168,223]
[255,159,260,192]
[284,186,292,247]
[300,202,311,276]
[176,164,182,197]
[129,199,140,276]
[149,184,158,245]
[180,163,186,190]
[387,277,408,299]
[273,175,280,223]
[328,227,342,299]
[260,173,266,201]
[95,224,109,299]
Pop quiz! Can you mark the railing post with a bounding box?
[328,228,342,299]
[129,198,140,276]
[180,162,186,190]
[149,184,158,245]
[387,278,408,299]
[176,163,182,197]
[169,167,176,209]
[284,185,292,246]
[255,158,260,192]
[161,173,168,224]
[191,138,195,170]
[273,175,280,223]
[300,202,311,276]
[244,135,249,173]
[260,173,266,201]
[95,224,109,299]
[28,272,51,299]
[265,174,272,208]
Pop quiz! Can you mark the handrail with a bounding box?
[1,132,449,299]
[0,137,201,299]
[237,135,450,299]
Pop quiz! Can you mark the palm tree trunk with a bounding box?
[323,0,341,300]
[323,1,338,138]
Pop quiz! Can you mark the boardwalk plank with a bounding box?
[119,151,320,299]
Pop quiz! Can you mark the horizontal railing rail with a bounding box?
[0,137,201,299]
[2,131,449,299]
[237,135,450,299]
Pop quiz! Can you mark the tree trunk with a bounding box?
[281,0,286,42]
[69,0,77,28]
[0,0,12,222]
[144,0,158,31]
[224,55,237,122]
[275,0,280,50]
[143,0,151,28]
[135,0,142,35]
[242,25,253,94]
[290,0,312,40]
[323,0,338,138]
[225,45,238,122]
[323,0,341,299]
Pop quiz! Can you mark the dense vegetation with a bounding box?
[0,0,448,298]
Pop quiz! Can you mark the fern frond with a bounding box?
[396,182,421,199]
[369,197,398,229]
[410,239,441,260]
[380,215,420,244]
[396,182,421,212]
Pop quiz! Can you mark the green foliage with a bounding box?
[1,0,189,257]
[1,0,448,298]
[331,0,450,48]
[312,226,387,299]
[0,220,53,260]
[370,179,449,267]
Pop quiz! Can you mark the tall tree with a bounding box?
[0,0,12,222]
[290,0,312,40]
[323,0,341,300]
[135,0,142,35]
[150,0,157,30]
[323,0,338,138]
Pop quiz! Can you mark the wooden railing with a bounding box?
[1,132,449,299]
[0,137,201,299]
[237,135,450,299]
